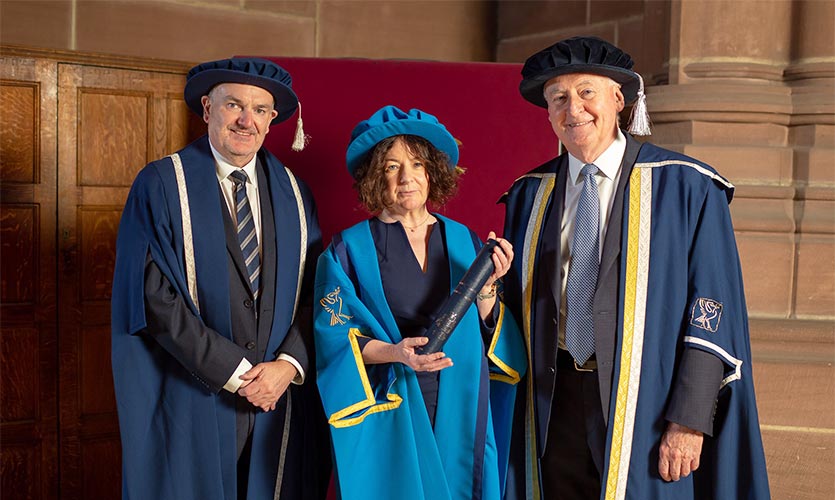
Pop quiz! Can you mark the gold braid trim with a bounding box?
[604,167,652,500]
[327,328,402,428]
[521,176,555,500]
[487,303,521,384]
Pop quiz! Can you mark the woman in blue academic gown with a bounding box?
[313,105,527,500]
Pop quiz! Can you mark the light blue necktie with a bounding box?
[229,170,261,303]
[565,164,600,365]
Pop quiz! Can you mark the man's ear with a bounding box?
[201,95,211,124]
[614,86,626,112]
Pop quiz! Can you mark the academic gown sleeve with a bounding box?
[143,255,249,393]
[679,170,770,499]
[113,161,250,391]
[313,243,404,426]
[112,158,243,500]
[656,159,754,437]
[276,304,312,377]
[665,347,724,435]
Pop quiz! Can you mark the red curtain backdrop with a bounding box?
[261,57,559,244]
[259,57,559,497]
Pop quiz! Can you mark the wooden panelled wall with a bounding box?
[0,46,199,499]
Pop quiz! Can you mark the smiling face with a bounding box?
[543,73,625,163]
[201,83,278,167]
[382,137,430,214]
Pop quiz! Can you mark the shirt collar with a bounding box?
[567,129,626,184]
[210,140,258,186]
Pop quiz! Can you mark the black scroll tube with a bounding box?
[418,239,499,354]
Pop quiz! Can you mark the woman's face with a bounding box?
[382,137,430,213]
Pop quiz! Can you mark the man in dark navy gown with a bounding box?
[111,58,329,500]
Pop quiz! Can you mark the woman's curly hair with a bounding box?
[352,135,462,214]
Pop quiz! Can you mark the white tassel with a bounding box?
[627,73,652,136]
[291,101,309,152]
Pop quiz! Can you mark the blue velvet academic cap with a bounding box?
[346,105,459,178]
[184,57,299,125]
[519,36,641,108]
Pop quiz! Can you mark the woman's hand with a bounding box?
[392,337,453,372]
[362,337,453,372]
[483,231,513,289]
[475,231,513,320]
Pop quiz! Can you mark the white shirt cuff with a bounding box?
[277,353,305,385]
[222,358,253,393]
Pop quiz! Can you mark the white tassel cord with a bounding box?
[627,73,652,136]
[291,101,310,152]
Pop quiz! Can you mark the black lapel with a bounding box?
[543,156,569,308]
[536,157,567,455]
[255,159,277,350]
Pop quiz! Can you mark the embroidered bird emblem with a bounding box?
[320,287,352,326]
[691,298,722,332]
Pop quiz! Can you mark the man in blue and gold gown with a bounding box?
[501,36,770,500]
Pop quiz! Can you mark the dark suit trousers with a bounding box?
[541,349,607,500]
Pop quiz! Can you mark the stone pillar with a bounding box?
[652,0,797,317]
[651,0,833,322]
[650,2,834,499]
[786,0,835,320]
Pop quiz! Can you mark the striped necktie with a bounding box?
[565,163,600,365]
[228,170,261,302]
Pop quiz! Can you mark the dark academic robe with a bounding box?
[111,136,328,500]
[501,138,770,499]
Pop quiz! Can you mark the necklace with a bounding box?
[382,211,432,232]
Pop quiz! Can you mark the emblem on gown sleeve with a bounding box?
[690,297,723,333]
[320,287,352,326]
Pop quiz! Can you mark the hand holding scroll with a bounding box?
[475,232,514,317]
[420,233,514,354]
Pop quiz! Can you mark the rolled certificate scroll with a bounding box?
[418,239,498,354]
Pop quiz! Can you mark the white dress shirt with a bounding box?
[209,143,305,392]
[558,130,627,349]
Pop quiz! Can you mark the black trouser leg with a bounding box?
[237,431,253,499]
[541,350,606,500]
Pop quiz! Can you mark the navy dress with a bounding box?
[367,217,449,426]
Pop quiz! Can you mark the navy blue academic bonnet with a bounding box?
[519,36,641,108]
[184,57,299,125]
